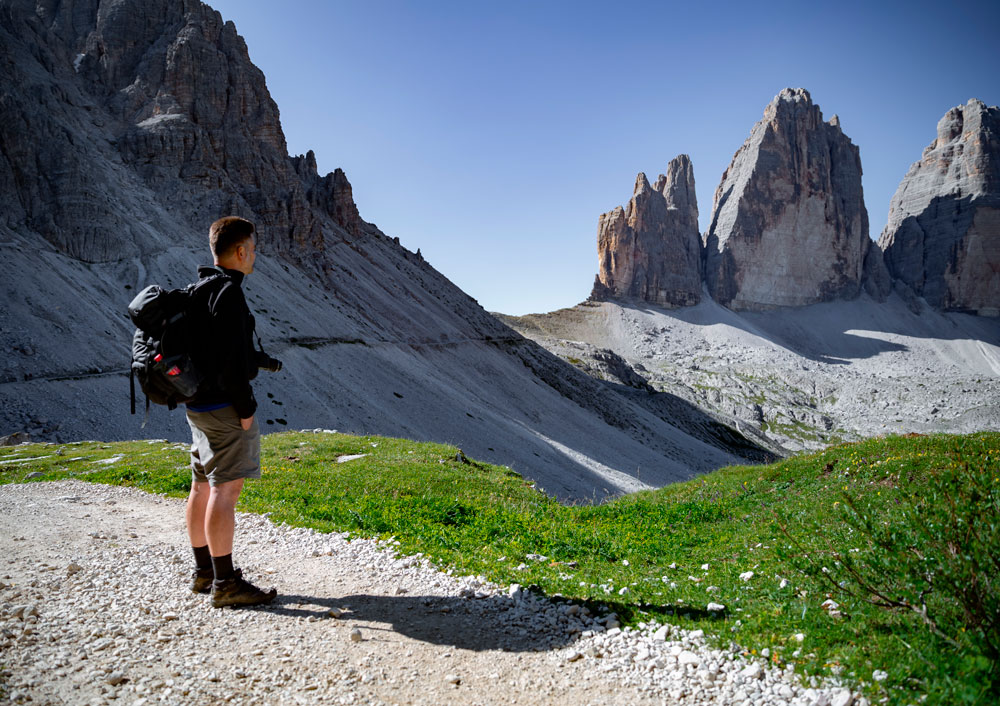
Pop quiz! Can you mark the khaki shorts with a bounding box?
[186,405,261,486]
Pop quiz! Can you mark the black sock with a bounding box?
[192,545,212,572]
[212,553,235,581]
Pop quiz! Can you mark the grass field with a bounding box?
[2,431,997,705]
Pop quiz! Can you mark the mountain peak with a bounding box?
[703,88,883,310]
[594,155,701,307]
[880,99,1000,314]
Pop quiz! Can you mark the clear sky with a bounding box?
[207,0,999,315]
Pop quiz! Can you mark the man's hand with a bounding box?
[240,416,254,431]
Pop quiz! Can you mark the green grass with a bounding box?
[2,431,997,705]
[766,415,827,443]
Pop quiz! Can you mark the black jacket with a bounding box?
[188,265,259,418]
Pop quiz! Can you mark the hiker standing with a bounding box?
[185,216,279,608]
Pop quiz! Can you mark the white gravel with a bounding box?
[0,480,867,705]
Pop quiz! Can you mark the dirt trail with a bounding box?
[0,481,659,705]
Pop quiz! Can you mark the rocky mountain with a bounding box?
[537,90,999,452]
[703,88,890,310]
[0,0,773,501]
[878,99,1000,315]
[592,155,702,307]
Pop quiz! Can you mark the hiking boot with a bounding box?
[191,567,214,594]
[211,568,277,608]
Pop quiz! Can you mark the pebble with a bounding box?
[677,650,700,666]
[349,628,363,642]
[831,688,855,706]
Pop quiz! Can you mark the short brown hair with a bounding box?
[209,217,256,258]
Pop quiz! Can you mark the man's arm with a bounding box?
[212,285,257,422]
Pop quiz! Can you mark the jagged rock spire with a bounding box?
[593,154,702,307]
[703,88,887,310]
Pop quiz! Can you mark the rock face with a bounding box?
[593,155,702,307]
[877,99,1000,315]
[0,0,360,265]
[704,88,887,310]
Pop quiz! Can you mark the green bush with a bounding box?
[779,442,999,703]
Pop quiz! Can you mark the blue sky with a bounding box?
[208,0,999,315]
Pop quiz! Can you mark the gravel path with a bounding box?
[0,481,863,706]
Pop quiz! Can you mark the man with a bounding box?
[185,216,278,608]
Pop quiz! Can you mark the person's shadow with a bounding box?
[258,592,727,652]
[260,591,581,652]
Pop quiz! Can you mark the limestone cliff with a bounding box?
[0,0,360,266]
[877,99,1000,315]
[593,155,702,307]
[704,88,887,310]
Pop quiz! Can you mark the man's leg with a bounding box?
[186,417,215,591]
[187,481,210,548]
[186,480,214,593]
[206,477,276,608]
[205,478,244,579]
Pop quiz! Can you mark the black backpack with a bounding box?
[128,273,230,416]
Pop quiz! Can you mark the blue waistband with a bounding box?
[186,402,231,413]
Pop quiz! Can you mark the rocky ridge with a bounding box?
[878,98,1000,315]
[593,155,702,307]
[589,89,996,315]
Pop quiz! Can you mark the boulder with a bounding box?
[704,88,884,310]
[593,155,702,307]
[877,99,1000,315]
